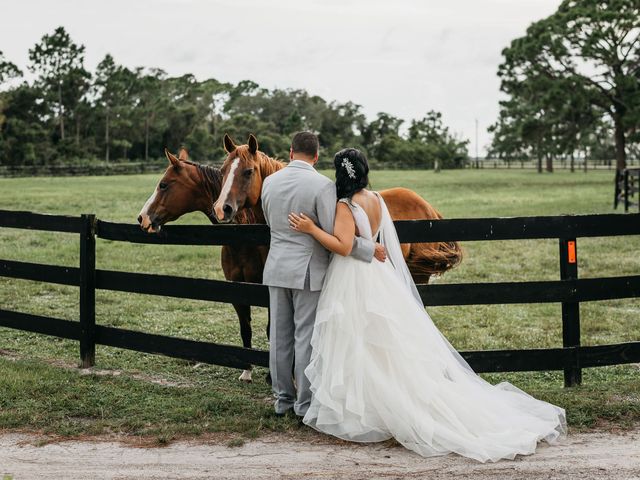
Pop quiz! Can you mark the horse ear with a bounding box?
[223,134,237,153]
[178,147,189,161]
[248,134,258,155]
[165,148,181,168]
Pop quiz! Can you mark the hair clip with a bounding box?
[341,158,356,179]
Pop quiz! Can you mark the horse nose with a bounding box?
[137,215,143,224]
[223,204,233,216]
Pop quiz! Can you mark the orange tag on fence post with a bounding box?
[567,241,576,264]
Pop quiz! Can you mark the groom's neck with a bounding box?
[290,153,317,167]
[292,158,315,166]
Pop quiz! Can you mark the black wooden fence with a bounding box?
[1,209,639,388]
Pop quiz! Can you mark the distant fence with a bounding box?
[1,209,639,387]
[0,162,167,178]
[3,158,640,176]
[475,158,640,170]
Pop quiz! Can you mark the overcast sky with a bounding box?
[1,0,561,155]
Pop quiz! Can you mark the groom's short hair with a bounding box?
[291,131,319,158]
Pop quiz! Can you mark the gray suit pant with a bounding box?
[268,275,320,417]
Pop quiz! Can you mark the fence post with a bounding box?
[624,169,630,212]
[79,214,96,368]
[559,237,581,387]
[614,169,621,209]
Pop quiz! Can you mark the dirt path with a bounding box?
[1,429,639,480]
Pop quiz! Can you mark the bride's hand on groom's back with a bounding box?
[288,212,316,234]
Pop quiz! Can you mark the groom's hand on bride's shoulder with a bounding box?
[374,243,387,262]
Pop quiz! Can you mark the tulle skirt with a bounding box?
[303,255,566,462]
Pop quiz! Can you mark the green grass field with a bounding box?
[0,168,639,443]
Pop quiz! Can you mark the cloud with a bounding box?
[1,0,561,153]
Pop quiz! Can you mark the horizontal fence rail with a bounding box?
[0,309,81,340]
[0,210,83,233]
[1,209,639,387]
[1,308,639,374]
[394,213,640,242]
[96,270,270,307]
[0,259,79,286]
[96,220,271,245]
[94,213,640,245]
[3,259,640,307]
[418,275,640,306]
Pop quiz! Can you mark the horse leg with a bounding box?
[266,307,271,341]
[221,246,254,383]
[233,303,253,383]
[242,247,272,385]
[265,306,272,385]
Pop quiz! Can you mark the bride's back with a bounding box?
[351,189,382,238]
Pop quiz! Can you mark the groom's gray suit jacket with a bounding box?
[262,160,375,291]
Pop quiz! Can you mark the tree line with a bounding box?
[489,0,640,172]
[0,27,468,170]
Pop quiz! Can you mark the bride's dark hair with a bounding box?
[334,148,369,199]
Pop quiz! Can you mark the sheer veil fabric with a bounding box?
[302,193,566,462]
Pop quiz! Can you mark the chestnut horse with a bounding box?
[137,148,267,383]
[213,134,463,283]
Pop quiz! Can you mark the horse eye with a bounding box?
[243,169,254,178]
[159,182,168,190]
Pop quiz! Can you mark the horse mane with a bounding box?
[256,151,285,178]
[189,161,223,196]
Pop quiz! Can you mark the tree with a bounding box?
[0,51,24,161]
[94,54,142,162]
[408,111,469,169]
[133,68,166,161]
[0,84,55,165]
[581,117,617,169]
[497,0,640,170]
[63,66,91,149]
[28,26,88,142]
[318,101,367,157]
[94,54,118,162]
[549,78,599,172]
[362,112,404,150]
[487,101,531,168]
[0,51,22,85]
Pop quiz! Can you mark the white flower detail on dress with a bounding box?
[341,158,356,179]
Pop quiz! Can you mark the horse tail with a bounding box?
[406,239,463,284]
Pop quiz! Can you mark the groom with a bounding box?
[261,131,386,417]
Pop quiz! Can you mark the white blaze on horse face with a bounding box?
[215,157,240,219]
[138,189,157,230]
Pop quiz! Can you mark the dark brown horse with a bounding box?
[213,134,463,284]
[138,147,267,383]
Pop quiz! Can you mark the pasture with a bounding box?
[0,169,639,443]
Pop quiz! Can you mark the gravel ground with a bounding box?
[1,428,639,480]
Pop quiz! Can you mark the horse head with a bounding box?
[213,133,267,223]
[138,148,217,232]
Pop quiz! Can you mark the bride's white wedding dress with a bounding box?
[302,193,566,462]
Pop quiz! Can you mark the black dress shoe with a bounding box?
[274,408,294,418]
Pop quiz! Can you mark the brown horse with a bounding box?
[213,134,463,283]
[137,147,267,383]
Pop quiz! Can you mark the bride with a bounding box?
[287,148,566,462]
